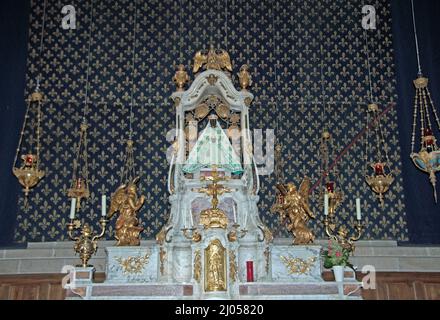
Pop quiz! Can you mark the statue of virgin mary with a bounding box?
[183,114,243,174]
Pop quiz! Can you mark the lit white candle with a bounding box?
[324,193,329,216]
[356,198,361,220]
[233,205,237,223]
[101,195,107,217]
[69,198,76,219]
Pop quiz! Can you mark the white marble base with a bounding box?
[62,243,364,300]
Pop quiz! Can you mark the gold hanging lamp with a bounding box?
[365,104,394,207]
[107,0,145,247]
[12,0,48,201]
[409,0,440,202]
[320,130,344,216]
[12,89,45,200]
[362,30,394,207]
[67,0,95,211]
[317,37,343,216]
[67,122,90,211]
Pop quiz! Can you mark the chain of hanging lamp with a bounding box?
[270,1,284,186]
[316,7,343,217]
[120,0,140,186]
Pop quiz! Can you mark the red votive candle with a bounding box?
[374,163,384,175]
[76,178,83,189]
[25,155,34,165]
[326,181,335,193]
[246,261,254,282]
[424,128,433,137]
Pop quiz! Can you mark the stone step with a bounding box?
[66,283,194,298]
[239,282,362,297]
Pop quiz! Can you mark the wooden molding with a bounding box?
[1,272,439,300]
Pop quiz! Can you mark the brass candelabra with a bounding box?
[323,214,364,254]
[67,218,108,267]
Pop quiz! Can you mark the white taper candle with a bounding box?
[324,193,329,216]
[69,198,76,219]
[189,209,194,227]
[356,198,361,220]
[233,205,237,223]
[101,195,107,217]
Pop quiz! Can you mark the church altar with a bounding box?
[63,50,362,300]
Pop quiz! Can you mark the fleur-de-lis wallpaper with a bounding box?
[14,0,408,242]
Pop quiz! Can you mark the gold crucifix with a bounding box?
[194,167,233,229]
[196,168,232,209]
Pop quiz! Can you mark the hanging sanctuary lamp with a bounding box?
[409,0,440,202]
[363,29,394,207]
[317,39,343,216]
[67,0,95,211]
[12,0,48,200]
[119,0,141,188]
[106,0,145,247]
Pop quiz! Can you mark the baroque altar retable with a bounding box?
[64,50,362,300]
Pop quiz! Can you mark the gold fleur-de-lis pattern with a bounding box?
[14,0,408,242]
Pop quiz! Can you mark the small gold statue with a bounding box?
[271,177,316,245]
[238,64,252,90]
[173,64,190,91]
[205,239,226,291]
[107,177,145,246]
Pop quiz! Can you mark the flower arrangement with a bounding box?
[322,238,352,268]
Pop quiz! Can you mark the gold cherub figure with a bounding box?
[271,177,316,245]
[107,177,145,246]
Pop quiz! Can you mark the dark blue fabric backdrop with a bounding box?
[0,0,439,245]
[0,0,30,246]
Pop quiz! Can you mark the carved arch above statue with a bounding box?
[171,69,254,113]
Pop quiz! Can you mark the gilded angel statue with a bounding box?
[107,177,145,246]
[271,177,316,245]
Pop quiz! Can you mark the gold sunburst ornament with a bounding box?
[409,0,440,202]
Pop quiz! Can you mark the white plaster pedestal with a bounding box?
[65,243,362,300]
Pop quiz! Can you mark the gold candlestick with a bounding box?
[182,227,202,243]
[67,218,108,267]
[227,223,248,242]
